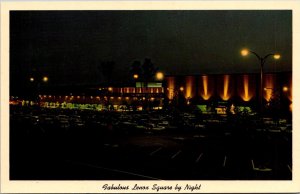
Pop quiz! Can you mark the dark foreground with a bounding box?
[10,106,292,180]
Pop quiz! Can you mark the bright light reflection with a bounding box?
[201,76,211,100]
[241,75,253,101]
[264,74,275,101]
[185,76,195,99]
[166,77,175,99]
[221,75,230,101]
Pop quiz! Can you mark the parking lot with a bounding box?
[10,106,292,180]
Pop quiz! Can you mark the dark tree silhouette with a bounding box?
[142,58,158,87]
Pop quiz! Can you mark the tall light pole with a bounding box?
[241,49,280,116]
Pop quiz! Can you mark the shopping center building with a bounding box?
[10,72,292,113]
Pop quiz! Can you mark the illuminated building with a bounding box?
[12,72,292,112]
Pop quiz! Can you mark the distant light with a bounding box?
[125,97,129,100]
[179,87,184,91]
[110,97,114,99]
[118,97,122,100]
[90,96,94,99]
[30,77,34,82]
[42,76,48,82]
[241,49,249,56]
[274,54,281,60]
[150,97,155,101]
[283,86,289,92]
[77,96,80,99]
[156,72,164,80]
[133,74,139,79]
[108,87,113,92]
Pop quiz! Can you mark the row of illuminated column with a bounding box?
[165,74,292,103]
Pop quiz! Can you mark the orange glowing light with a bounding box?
[185,76,195,99]
[241,75,253,101]
[133,74,139,79]
[283,86,288,92]
[264,74,275,101]
[201,76,211,100]
[180,87,184,92]
[108,87,113,92]
[30,77,34,82]
[166,77,175,99]
[289,103,292,112]
[221,75,230,101]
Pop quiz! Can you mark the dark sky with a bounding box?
[10,10,292,87]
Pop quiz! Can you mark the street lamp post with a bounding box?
[241,49,280,116]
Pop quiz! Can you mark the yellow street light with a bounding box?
[241,48,281,115]
[42,76,48,82]
[108,87,113,92]
[241,49,249,56]
[274,54,281,60]
[179,86,184,92]
[30,77,35,82]
[133,74,139,79]
[156,72,164,80]
[283,86,289,92]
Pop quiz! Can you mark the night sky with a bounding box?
[10,10,292,89]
